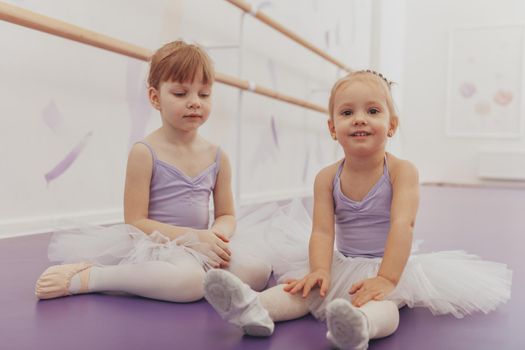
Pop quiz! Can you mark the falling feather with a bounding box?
[44,131,93,184]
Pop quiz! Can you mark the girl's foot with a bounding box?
[35,262,92,299]
[204,269,274,336]
[326,299,369,350]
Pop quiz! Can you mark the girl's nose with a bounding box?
[187,97,201,109]
[352,114,367,125]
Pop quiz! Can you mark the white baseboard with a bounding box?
[0,208,123,239]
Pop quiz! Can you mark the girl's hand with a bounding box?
[211,230,230,244]
[283,269,331,298]
[193,230,231,268]
[349,276,395,307]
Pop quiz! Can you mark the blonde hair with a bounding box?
[148,40,215,89]
[328,70,396,120]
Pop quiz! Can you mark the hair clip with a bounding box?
[360,69,393,88]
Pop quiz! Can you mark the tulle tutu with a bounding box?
[47,209,273,270]
[259,200,513,320]
[47,200,512,320]
[48,223,221,269]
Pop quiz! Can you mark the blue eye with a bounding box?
[341,110,353,116]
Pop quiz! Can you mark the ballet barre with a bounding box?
[0,1,327,114]
[225,0,352,73]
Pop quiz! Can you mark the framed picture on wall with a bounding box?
[446,25,524,138]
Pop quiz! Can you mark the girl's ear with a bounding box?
[148,86,161,110]
[388,115,399,137]
[327,118,337,140]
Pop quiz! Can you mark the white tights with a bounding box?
[259,284,400,339]
[79,254,271,303]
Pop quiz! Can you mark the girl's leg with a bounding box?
[87,260,206,302]
[203,270,310,337]
[258,284,310,321]
[226,249,272,292]
[360,299,400,339]
[326,299,400,350]
[37,258,206,302]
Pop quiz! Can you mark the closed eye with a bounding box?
[172,92,186,97]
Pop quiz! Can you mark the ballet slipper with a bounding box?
[35,262,92,300]
[326,299,369,350]
[204,269,274,337]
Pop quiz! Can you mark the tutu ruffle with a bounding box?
[258,200,513,320]
[48,223,220,269]
[47,207,275,271]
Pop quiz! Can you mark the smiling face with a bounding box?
[149,70,212,132]
[328,74,398,157]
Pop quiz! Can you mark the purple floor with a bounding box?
[1,185,523,350]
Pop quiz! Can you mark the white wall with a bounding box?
[0,0,373,236]
[401,0,525,184]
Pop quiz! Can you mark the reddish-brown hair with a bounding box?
[148,40,215,89]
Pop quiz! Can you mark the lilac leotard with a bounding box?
[333,157,392,258]
[137,142,220,230]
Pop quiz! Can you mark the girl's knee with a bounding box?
[171,268,205,302]
[149,261,205,302]
[249,266,272,291]
[360,300,400,338]
[229,258,272,291]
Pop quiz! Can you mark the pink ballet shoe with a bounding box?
[35,262,92,299]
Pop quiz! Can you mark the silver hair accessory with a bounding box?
[360,69,393,88]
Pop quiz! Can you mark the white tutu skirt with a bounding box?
[259,200,513,320]
[47,210,272,271]
[48,223,216,268]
